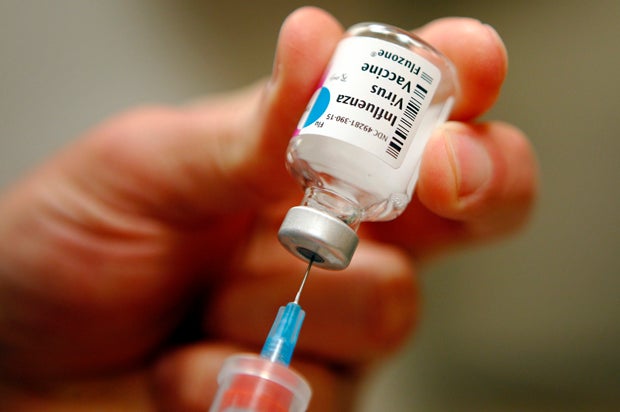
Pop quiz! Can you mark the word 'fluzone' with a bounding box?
[376,49,422,75]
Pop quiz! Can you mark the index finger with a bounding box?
[415,17,509,120]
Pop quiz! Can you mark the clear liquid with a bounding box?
[287,97,452,222]
[286,22,457,225]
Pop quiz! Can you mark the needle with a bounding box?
[260,256,314,365]
[294,257,314,304]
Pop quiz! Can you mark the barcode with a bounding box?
[386,84,428,159]
[421,71,433,84]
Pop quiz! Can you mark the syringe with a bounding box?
[209,259,315,412]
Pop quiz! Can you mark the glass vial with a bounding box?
[278,22,458,270]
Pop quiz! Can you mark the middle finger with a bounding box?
[204,236,418,364]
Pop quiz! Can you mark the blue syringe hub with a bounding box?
[260,302,305,366]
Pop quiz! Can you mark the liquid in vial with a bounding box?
[279,22,457,270]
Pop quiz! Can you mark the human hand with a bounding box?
[0,7,537,411]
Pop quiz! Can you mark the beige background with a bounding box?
[1,1,618,411]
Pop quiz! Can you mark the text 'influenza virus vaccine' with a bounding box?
[278,22,458,269]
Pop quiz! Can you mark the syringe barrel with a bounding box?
[209,354,312,412]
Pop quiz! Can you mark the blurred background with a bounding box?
[1,0,618,411]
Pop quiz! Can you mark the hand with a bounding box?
[0,7,537,411]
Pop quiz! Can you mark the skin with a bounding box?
[0,7,537,412]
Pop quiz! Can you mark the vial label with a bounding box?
[296,36,441,168]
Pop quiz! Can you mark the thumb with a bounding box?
[189,6,344,209]
[65,7,343,223]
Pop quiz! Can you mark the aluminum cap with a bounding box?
[278,206,359,270]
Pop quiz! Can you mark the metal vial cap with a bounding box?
[278,206,359,270]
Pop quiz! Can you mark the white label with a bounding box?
[296,36,441,168]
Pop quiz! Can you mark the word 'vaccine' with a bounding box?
[279,22,457,270]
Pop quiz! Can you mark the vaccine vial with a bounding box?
[278,22,458,270]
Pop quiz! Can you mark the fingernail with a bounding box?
[445,129,492,198]
[266,33,283,96]
[270,55,281,86]
[483,23,504,45]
